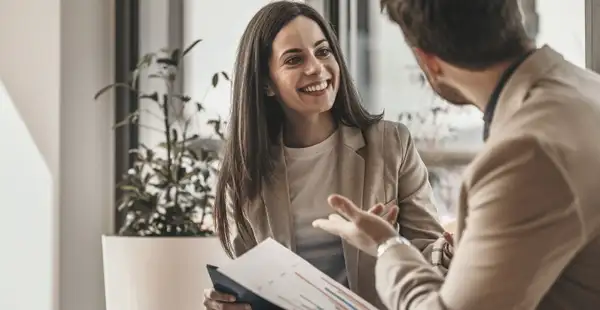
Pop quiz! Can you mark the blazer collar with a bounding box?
[261,124,366,251]
[339,124,366,151]
[488,45,565,138]
[272,123,366,152]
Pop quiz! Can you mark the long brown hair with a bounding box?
[214,0,382,258]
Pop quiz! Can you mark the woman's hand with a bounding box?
[443,231,455,257]
[203,288,251,310]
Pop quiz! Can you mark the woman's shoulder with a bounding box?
[364,119,412,143]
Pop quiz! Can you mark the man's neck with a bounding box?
[463,67,509,111]
[458,47,537,112]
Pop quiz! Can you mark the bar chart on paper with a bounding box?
[216,238,378,310]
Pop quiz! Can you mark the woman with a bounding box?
[204,1,452,309]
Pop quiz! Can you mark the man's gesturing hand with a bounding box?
[312,194,400,256]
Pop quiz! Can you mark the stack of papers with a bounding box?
[208,238,378,310]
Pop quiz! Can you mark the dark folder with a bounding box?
[206,264,283,310]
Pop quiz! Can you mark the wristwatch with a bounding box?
[376,235,412,258]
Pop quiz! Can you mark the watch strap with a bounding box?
[376,235,411,258]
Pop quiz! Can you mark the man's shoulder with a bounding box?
[464,135,560,189]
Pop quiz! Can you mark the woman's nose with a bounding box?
[304,55,323,75]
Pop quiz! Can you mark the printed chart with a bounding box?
[217,238,378,310]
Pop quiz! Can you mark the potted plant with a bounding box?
[95,40,230,310]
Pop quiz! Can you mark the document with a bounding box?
[208,238,378,310]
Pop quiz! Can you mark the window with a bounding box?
[326,0,586,220]
[135,0,590,222]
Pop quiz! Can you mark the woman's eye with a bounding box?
[316,47,332,57]
[285,56,301,65]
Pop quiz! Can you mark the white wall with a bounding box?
[0,1,60,309]
[0,0,114,309]
[0,81,56,310]
[59,1,114,310]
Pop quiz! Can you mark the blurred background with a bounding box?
[0,0,592,310]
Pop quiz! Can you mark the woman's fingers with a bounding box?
[203,288,251,310]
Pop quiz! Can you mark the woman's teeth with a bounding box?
[301,81,328,93]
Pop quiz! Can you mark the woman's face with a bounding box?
[268,16,340,117]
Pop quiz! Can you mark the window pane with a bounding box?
[343,0,586,220]
[183,0,276,136]
[536,0,585,67]
[182,0,323,136]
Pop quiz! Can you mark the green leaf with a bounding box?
[112,111,140,129]
[170,48,181,67]
[146,149,154,161]
[201,169,210,181]
[157,57,177,67]
[221,71,230,81]
[174,95,191,103]
[148,73,166,80]
[139,92,159,102]
[172,128,178,142]
[211,73,219,87]
[196,102,204,112]
[121,185,140,192]
[137,53,156,68]
[94,83,135,100]
[183,39,202,56]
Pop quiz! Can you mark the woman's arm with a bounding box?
[394,123,452,272]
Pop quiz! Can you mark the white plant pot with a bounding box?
[102,235,230,310]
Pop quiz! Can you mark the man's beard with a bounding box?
[421,71,472,106]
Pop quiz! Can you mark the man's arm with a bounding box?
[376,136,584,310]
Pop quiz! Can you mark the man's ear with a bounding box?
[412,47,442,78]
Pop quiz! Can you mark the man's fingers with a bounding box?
[382,205,399,223]
[368,203,385,215]
[312,214,350,236]
[328,194,362,220]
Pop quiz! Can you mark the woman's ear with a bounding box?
[265,84,275,97]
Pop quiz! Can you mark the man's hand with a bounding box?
[312,194,400,256]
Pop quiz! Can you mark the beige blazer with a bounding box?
[227,120,448,308]
[376,46,600,309]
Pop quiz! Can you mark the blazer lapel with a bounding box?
[336,125,367,212]
[261,144,295,250]
[336,125,366,290]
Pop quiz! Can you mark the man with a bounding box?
[313,0,600,309]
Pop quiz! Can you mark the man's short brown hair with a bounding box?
[380,0,532,70]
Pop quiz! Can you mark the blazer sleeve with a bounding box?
[394,124,451,272]
[225,191,257,258]
[375,136,583,310]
